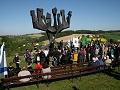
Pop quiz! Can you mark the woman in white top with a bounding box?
[95,47,99,57]
[92,54,99,62]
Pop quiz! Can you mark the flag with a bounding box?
[0,43,8,76]
[67,39,71,47]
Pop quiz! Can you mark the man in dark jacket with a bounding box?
[59,40,63,50]
[39,49,46,65]
[77,48,84,63]
[13,53,21,69]
[53,48,61,66]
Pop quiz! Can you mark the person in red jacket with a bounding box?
[35,62,43,74]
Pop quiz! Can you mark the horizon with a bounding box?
[0,29,120,36]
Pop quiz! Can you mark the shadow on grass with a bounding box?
[72,86,79,90]
[105,70,120,80]
[0,82,3,90]
[112,70,120,75]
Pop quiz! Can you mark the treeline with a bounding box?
[0,30,120,56]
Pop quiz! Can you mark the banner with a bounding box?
[73,37,79,47]
[0,43,8,76]
[82,36,88,47]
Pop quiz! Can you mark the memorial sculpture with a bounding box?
[30,7,72,48]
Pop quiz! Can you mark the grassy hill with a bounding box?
[100,32,120,42]
[27,34,44,38]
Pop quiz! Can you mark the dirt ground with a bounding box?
[43,34,92,45]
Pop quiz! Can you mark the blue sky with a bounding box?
[0,0,120,35]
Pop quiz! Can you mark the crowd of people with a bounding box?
[7,39,120,82]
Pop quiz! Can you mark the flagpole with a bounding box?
[2,42,4,46]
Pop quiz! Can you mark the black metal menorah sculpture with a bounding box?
[30,7,72,47]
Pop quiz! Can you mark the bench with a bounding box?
[81,65,105,75]
[51,62,89,71]
[1,68,81,90]
[6,62,89,77]
[1,73,40,90]
[1,63,106,90]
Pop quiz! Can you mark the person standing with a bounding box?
[110,47,114,61]
[83,48,87,62]
[13,53,21,69]
[70,42,75,53]
[86,44,91,61]
[60,49,69,65]
[59,40,63,50]
[53,48,60,66]
[30,50,34,63]
[77,48,84,63]
[25,49,30,63]
[49,39,55,51]
[95,47,99,57]
[39,49,46,65]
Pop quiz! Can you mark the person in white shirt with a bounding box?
[18,66,31,82]
[44,49,49,57]
[41,63,51,79]
[95,47,99,57]
[92,54,99,62]
[104,55,112,66]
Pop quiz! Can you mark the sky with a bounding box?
[0,0,120,35]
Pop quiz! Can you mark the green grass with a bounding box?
[6,56,27,67]
[0,37,1,43]
[1,70,120,90]
[100,32,120,41]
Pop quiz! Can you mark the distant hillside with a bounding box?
[27,34,44,38]
[43,34,92,45]
[26,30,120,45]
